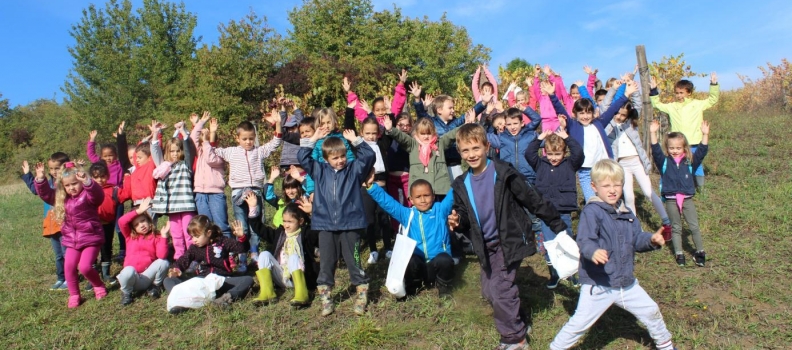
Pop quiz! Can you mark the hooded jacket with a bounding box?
[35,178,105,250]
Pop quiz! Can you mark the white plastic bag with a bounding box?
[386,211,417,297]
[166,273,226,312]
[544,231,580,280]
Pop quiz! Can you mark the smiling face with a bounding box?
[492,118,505,133]
[666,137,686,158]
[505,116,522,136]
[409,183,435,212]
[591,177,623,207]
[614,106,629,124]
[284,186,300,200]
[457,138,489,174]
[361,123,379,142]
[570,88,581,101]
[515,92,527,106]
[236,130,256,151]
[373,101,388,118]
[396,119,412,134]
[576,110,594,126]
[61,174,84,197]
[437,100,455,121]
[101,148,117,164]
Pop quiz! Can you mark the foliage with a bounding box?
[719,59,792,113]
[648,53,706,103]
[498,58,535,100]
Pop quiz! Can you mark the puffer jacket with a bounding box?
[35,178,105,250]
[651,143,708,196]
[525,137,584,212]
[489,107,542,182]
[577,198,659,288]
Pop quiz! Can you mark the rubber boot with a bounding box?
[253,269,277,305]
[289,270,309,307]
[353,284,368,316]
[101,262,117,286]
[546,264,560,290]
[317,285,334,316]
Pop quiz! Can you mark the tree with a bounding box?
[498,58,535,99]
[649,53,705,103]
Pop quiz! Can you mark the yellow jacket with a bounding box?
[650,84,719,144]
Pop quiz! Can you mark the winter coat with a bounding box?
[525,137,585,212]
[118,211,169,273]
[151,138,197,214]
[651,143,708,196]
[35,178,105,250]
[387,126,458,195]
[87,140,125,186]
[175,236,246,277]
[488,106,542,182]
[190,119,227,193]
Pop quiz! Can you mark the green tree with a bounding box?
[498,58,535,98]
[649,53,705,103]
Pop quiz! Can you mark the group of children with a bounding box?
[21,64,719,349]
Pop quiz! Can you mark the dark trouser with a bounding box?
[50,233,66,281]
[164,275,254,301]
[362,189,394,252]
[481,240,528,344]
[404,253,454,294]
[317,230,368,287]
[100,223,116,263]
[114,205,126,253]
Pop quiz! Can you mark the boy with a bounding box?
[298,126,374,316]
[448,124,568,350]
[210,112,282,270]
[365,177,454,297]
[488,107,541,183]
[650,73,719,189]
[90,163,130,285]
[525,129,584,289]
[549,159,673,350]
[21,153,70,291]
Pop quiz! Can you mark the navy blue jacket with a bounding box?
[298,137,375,231]
[551,94,629,161]
[577,198,659,288]
[651,143,708,196]
[525,137,584,212]
[413,101,487,165]
[489,107,542,183]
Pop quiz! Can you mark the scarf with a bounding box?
[279,228,304,285]
[366,140,386,173]
[672,154,686,213]
[152,161,173,180]
[417,135,438,173]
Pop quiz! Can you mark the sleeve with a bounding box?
[83,179,106,207]
[347,91,369,122]
[118,210,137,239]
[439,126,459,150]
[298,139,318,177]
[597,96,628,126]
[190,118,207,146]
[507,90,516,107]
[587,73,597,97]
[488,132,503,150]
[450,184,471,234]
[629,86,643,116]
[507,175,567,233]
[264,183,280,208]
[34,179,55,205]
[579,85,597,107]
[256,134,283,159]
[343,107,357,133]
[471,66,482,102]
[150,139,164,166]
[553,75,574,110]
[386,127,415,152]
[530,77,540,110]
[649,88,671,114]
[549,94,571,118]
[201,141,225,167]
[601,87,617,112]
[87,140,100,163]
[525,138,541,169]
[117,133,132,173]
[351,138,375,177]
[691,144,708,171]
[576,206,602,261]
[565,137,585,170]
[413,100,430,119]
[650,143,666,171]
[247,214,280,245]
[632,221,658,253]
[484,66,498,98]
[437,187,455,217]
[117,175,132,203]
[155,236,169,259]
[282,131,301,145]
[473,101,486,116]
[183,137,195,171]
[522,106,541,131]
[446,116,466,130]
[21,172,37,195]
[702,83,720,110]
[174,249,194,271]
[392,82,407,116]
[367,184,410,225]
[613,83,626,102]
[209,146,231,162]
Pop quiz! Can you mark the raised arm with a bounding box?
[391,70,408,115]
[367,183,411,225]
[525,137,543,169]
[116,123,132,172]
[522,105,541,131]
[472,65,482,102]
[87,130,100,163]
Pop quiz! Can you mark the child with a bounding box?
[245,194,319,307]
[525,129,584,289]
[650,73,719,189]
[346,71,408,123]
[116,197,170,306]
[164,215,253,313]
[549,159,674,350]
[366,177,454,297]
[123,138,158,211]
[298,126,374,316]
[472,65,499,103]
[190,113,232,237]
[548,80,639,202]
[34,161,107,308]
[150,121,197,260]
[387,113,413,208]
[210,111,283,269]
[89,162,129,285]
[447,124,568,350]
[264,166,308,228]
[488,107,541,184]
[20,153,70,291]
[311,108,355,162]
[89,125,130,262]
[650,120,710,267]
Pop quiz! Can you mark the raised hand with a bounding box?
[209,118,219,133]
[448,209,460,231]
[537,130,553,141]
[75,167,88,183]
[342,77,351,93]
[189,113,199,127]
[583,65,593,75]
[75,159,86,168]
[160,221,170,239]
[480,89,493,104]
[621,72,634,83]
[311,127,330,142]
[408,81,422,99]
[554,128,569,139]
[625,81,639,96]
[574,80,584,88]
[464,108,477,123]
[710,72,718,84]
[650,76,658,89]
[117,121,126,135]
[231,220,245,238]
[383,114,393,131]
[34,162,45,180]
[89,130,98,141]
[557,115,568,129]
[543,64,552,76]
[360,99,372,114]
[508,81,518,91]
[383,96,392,111]
[540,81,555,96]
[298,199,313,214]
[22,160,30,174]
[201,111,211,123]
[700,120,710,135]
[137,197,152,214]
[262,108,280,125]
[398,69,408,84]
[173,121,185,135]
[168,268,181,278]
[525,76,533,87]
[493,99,504,111]
[422,94,434,107]
[342,129,358,142]
[288,165,305,182]
[364,169,375,188]
[534,64,541,78]
[650,119,660,133]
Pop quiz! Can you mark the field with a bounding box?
[1,111,791,349]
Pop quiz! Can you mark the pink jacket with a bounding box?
[118,211,169,273]
[587,73,597,97]
[87,141,124,186]
[35,178,105,250]
[472,66,498,102]
[553,75,575,112]
[347,82,407,123]
[535,77,559,132]
[190,119,227,193]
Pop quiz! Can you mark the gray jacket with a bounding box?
[603,87,652,174]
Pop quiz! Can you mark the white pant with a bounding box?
[117,259,169,294]
[257,251,302,289]
[550,280,673,350]
[619,156,669,222]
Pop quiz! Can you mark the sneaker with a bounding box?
[694,251,706,267]
[494,338,528,350]
[85,282,94,291]
[121,292,134,306]
[662,224,672,241]
[385,250,393,259]
[114,250,126,264]
[367,251,379,264]
[147,284,163,299]
[675,254,686,267]
[212,293,233,309]
[104,276,118,287]
[50,280,67,291]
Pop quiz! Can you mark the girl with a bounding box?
[34,161,107,308]
[603,84,673,238]
[89,162,129,285]
[387,113,413,207]
[164,215,253,313]
[150,121,197,259]
[246,194,319,307]
[190,113,232,238]
[311,108,355,162]
[472,65,499,103]
[264,166,307,228]
[650,120,710,267]
[116,197,170,306]
[346,71,408,124]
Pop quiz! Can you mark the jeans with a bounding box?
[540,213,573,263]
[195,193,231,237]
[49,233,66,281]
[114,204,126,253]
[578,168,595,203]
[231,188,262,253]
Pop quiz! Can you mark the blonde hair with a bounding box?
[53,164,84,223]
[591,159,625,185]
[544,134,567,153]
[414,118,437,137]
[432,95,453,115]
[456,124,489,146]
[164,138,185,162]
[313,108,338,131]
[664,132,694,164]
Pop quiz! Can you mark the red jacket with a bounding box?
[98,181,130,224]
[125,159,157,203]
[118,211,169,273]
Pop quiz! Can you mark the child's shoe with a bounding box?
[253,269,277,305]
[317,285,334,316]
[250,251,259,263]
[546,265,560,290]
[212,293,233,309]
[367,251,379,264]
[495,338,528,350]
[675,254,686,267]
[121,292,134,306]
[289,270,310,307]
[147,283,163,299]
[94,286,108,300]
[437,278,453,299]
[353,284,368,316]
[101,262,117,286]
[114,250,126,264]
[67,295,84,308]
[237,253,248,273]
[50,280,67,291]
[84,282,94,291]
[385,250,393,259]
[694,251,706,267]
[662,224,672,241]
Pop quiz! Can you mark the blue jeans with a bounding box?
[691,145,704,176]
[231,188,262,253]
[50,233,66,281]
[578,168,595,203]
[195,193,232,237]
[539,213,573,263]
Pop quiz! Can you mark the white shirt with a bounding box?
[582,125,608,168]
[616,131,639,159]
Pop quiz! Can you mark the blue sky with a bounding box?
[2,0,790,107]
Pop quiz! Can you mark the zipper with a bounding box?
[332,172,338,225]
[246,150,253,187]
[419,213,428,261]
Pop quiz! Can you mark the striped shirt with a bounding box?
[152,161,197,214]
[211,137,282,189]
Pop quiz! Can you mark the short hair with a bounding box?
[544,134,567,153]
[236,121,255,135]
[49,152,70,164]
[89,162,110,178]
[300,117,316,130]
[409,179,434,194]
[505,107,523,121]
[135,142,151,156]
[432,95,453,115]
[456,123,488,146]
[187,215,223,241]
[321,136,347,159]
[594,89,608,100]
[515,90,527,99]
[572,98,595,116]
[314,108,338,130]
[591,159,625,185]
[674,79,694,93]
[480,81,494,92]
[414,117,436,135]
[281,202,307,224]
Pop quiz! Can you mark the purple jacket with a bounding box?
[87,141,124,186]
[35,178,105,250]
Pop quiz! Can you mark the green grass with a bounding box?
[1,111,791,349]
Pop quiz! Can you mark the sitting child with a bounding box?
[116,197,169,306]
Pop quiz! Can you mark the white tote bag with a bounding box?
[544,231,580,280]
[385,211,417,297]
[166,273,226,312]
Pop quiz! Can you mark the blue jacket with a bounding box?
[651,143,708,196]
[551,94,629,161]
[413,101,487,165]
[311,131,355,163]
[489,107,542,182]
[367,184,452,261]
[577,198,659,288]
[298,137,375,231]
[22,173,54,217]
[525,137,584,212]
